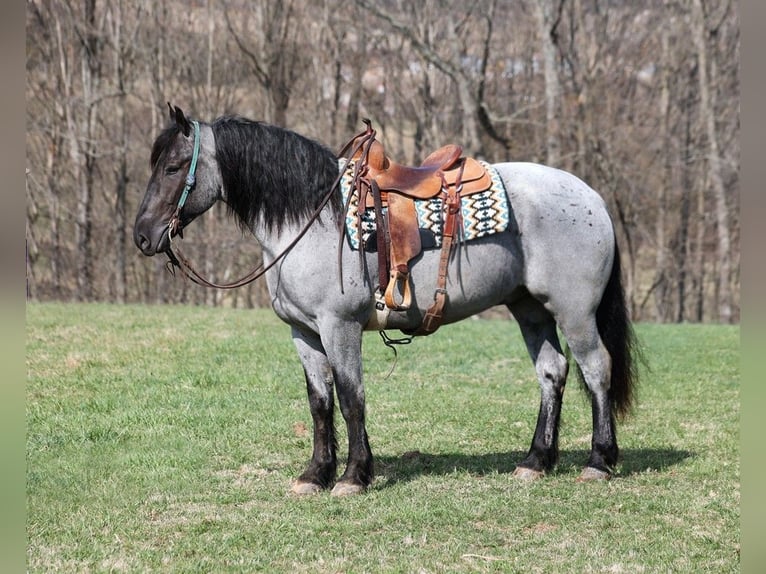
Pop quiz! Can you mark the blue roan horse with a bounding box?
[134,105,639,496]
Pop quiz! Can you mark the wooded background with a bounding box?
[25,0,739,323]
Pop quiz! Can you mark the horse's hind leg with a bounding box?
[558,315,618,480]
[509,297,569,480]
[290,328,338,495]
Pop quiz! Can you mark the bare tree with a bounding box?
[689,0,734,323]
[103,0,144,303]
[355,0,507,156]
[224,0,303,127]
[66,0,104,301]
[24,0,739,322]
[532,0,562,165]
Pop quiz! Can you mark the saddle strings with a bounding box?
[335,120,379,294]
[378,330,414,380]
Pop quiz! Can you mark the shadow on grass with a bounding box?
[375,448,693,487]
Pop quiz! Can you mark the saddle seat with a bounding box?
[358,140,493,209]
[365,141,461,198]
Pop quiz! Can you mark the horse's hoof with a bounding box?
[576,467,611,482]
[513,466,545,481]
[290,480,324,495]
[330,480,366,497]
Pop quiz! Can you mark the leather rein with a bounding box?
[164,121,371,290]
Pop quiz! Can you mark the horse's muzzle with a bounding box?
[133,222,170,256]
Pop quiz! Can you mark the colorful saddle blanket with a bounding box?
[338,159,511,250]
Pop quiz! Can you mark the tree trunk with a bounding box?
[690,0,732,323]
[533,0,561,166]
[345,26,366,137]
[654,27,672,322]
[44,120,65,297]
[693,169,707,322]
[113,0,128,304]
[205,0,219,306]
[55,17,75,298]
[442,18,481,153]
[115,131,128,304]
[72,0,101,302]
[676,66,695,323]
[26,171,38,300]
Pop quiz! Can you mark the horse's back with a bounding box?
[494,162,615,310]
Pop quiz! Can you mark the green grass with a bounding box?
[27,302,739,572]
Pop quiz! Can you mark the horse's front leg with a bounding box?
[290,327,338,495]
[320,320,372,496]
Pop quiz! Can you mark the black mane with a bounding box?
[211,116,341,233]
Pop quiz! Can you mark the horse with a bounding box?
[134,104,639,496]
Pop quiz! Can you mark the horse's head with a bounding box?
[133,104,221,256]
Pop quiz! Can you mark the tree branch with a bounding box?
[354,0,464,82]
[224,6,270,88]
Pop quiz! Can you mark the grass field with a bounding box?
[26,302,739,572]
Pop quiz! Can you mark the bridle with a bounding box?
[167,120,201,240]
[163,119,371,290]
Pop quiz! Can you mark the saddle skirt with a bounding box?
[338,158,511,251]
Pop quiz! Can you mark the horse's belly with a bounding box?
[380,232,523,331]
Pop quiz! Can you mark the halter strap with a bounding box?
[168,120,200,238]
[177,120,200,212]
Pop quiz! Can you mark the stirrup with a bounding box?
[384,267,412,311]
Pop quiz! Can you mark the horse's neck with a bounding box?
[250,205,338,265]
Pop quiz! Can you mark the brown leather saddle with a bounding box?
[359,140,492,205]
[340,120,494,336]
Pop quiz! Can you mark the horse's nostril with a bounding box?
[135,231,152,254]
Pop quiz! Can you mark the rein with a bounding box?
[164,121,373,290]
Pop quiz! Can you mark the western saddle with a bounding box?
[339,120,492,336]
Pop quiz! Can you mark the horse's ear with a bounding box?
[167,102,192,137]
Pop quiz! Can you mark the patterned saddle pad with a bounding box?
[338,159,511,250]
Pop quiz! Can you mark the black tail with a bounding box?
[570,241,640,419]
[595,242,640,419]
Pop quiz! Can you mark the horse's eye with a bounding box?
[165,166,180,176]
